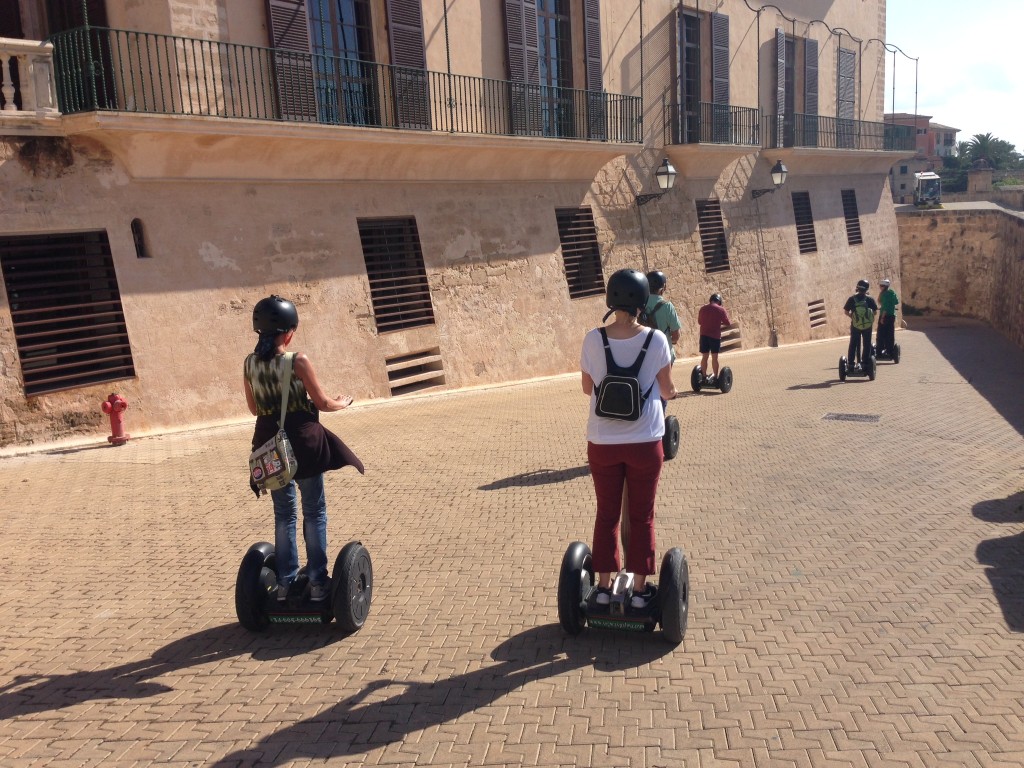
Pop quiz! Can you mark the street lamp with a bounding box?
[635,158,678,206]
[751,160,789,199]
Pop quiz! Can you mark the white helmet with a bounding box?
[880,279,892,288]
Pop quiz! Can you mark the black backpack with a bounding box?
[594,328,655,421]
[640,300,666,330]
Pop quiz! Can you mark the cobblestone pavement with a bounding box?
[1,317,1022,768]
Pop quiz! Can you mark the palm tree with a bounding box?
[967,133,996,167]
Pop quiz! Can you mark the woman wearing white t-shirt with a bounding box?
[580,269,676,608]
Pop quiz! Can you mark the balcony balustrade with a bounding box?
[0,36,59,121]
[763,113,914,152]
[669,102,760,146]
[49,26,641,144]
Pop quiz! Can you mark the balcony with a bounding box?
[0,36,61,135]
[46,26,642,182]
[761,113,916,174]
[663,102,760,179]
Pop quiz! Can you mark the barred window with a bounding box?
[555,207,605,299]
[0,231,135,397]
[696,199,730,273]
[841,189,863,246]
[790,191,818,254]
[357,217,435,333]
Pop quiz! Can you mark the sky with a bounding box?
[885,0,1023,152]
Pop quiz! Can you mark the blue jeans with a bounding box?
[271,474,328,587]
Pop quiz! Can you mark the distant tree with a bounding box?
[966,133,1019,169]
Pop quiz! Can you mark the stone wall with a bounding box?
[897,207,1024,350]
[943,188,1024,211]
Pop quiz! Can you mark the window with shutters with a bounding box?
[674,10,735,144]
[773,32,818,148]
[555,207,604,299]
[537,0,574,137]
[357,217,435,333]
[790,192,818,254]
[675,10,700,144]
[309,0,378,125]
[267,0,318,121]
[695,200,730,273]
[0,231,136,397]
[841,189,863,246]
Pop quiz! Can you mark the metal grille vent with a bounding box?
[696,199,730,273]
[0,231,135,397]
[385,347,445,397]
[808,298,827,328]
[791,191,817,253]
[841,189,863,246]
[822,413,880,423]
[358,217,435,333]
[555,207,605,299]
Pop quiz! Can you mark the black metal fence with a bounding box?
[49,26,642,143]
[762,113,914,151]
[669,102,760,146]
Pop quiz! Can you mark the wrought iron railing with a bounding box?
[669,102,760,146]
[763,113,914,151]
[49,26,642,143]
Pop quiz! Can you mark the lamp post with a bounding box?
[635,158,678,206]
[751,160,789,199]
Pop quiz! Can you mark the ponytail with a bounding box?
[253,332,277,361]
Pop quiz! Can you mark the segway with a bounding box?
[557,541,689,645]
[690,365,733,393]
[838,353,876,381]
[873,342,901,364]
[235,540,372,632]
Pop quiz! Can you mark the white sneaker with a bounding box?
[630,585,656,609]
[595,588,611,605]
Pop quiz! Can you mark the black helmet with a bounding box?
[856,279,869,293]
[252,295,299,334]
[646,270,667,294]
[710,293,723,305]
[605,269,649,316]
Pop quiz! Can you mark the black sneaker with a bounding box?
[630,585,656,609]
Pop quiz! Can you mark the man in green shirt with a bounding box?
[644,271,682,364]
[877,278,899,356]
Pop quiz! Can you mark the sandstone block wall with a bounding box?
[898,208,1024,350]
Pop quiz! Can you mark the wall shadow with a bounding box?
[479,465,590,490]
[974,491,1024,632]
[0,623,349,718]
[914,317,1024,437]
[211,623,675,767]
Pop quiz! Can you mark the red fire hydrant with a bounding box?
[101,393,131,446]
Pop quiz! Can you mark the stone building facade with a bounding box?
[0,0,911,447]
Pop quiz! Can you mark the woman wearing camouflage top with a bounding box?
[244,295,364,602]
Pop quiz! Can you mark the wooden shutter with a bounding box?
[804,38,818,115]
[837,47,856,147]
[386,0,430,129]
[504,0,541,135]
[711,12,729,142]
[583,0,605,139]
[803,37,818,147]
[266,0,317,121]
[774,27,785,148]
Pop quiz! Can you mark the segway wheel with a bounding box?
[663,415,680,461]
[892,343,901,364]
[658,547,689,645]
[717,367,733,394]
[332,542,373,633]
[558,542,593,636]
[690,365,702,392]
[235,542,276,632]
[867,355,877,381]
[838,357,848,382]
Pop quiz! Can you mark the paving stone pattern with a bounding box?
[0,317,1022,768]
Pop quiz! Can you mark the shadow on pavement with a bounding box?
[0,623,349,718]
[974,491,1024,632]
[211,623,675,767]
[915,317,1024,437]
[480,465,590,490]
